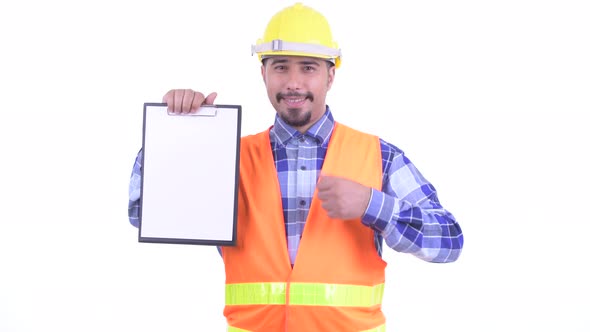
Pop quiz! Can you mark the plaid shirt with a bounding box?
[128,107,463,263]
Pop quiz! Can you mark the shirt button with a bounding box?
[300,165,306,170]
[299,200,306,206]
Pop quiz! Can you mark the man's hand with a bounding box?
[316,175,372,220]
[162,89,218,115]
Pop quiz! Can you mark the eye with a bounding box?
[303,66,315,72]
[274,65,287,72]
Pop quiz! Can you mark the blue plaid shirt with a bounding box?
[128,107,463,263]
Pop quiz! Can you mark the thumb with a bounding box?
[317,173,333,190]
[162,89,174,103]
[204,92,218,105]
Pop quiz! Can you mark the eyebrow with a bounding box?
[269,58,321,66]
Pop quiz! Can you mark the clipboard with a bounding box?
[139,102,241,246]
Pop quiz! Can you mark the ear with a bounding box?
[261,64,267,85]
[327,65,336,89]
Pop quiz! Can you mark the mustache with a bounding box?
[276,92,314,102]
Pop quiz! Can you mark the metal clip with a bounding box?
[271,39,283,51]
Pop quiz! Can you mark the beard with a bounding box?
[280,108,312,127]
[276,92,314,128]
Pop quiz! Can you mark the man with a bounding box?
[128,3,463,331]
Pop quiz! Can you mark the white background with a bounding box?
[1,0,589,331]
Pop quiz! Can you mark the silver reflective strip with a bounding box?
[251,39,341,58]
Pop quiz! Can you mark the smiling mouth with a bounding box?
[277,92,314,104]
[283,97,306,107]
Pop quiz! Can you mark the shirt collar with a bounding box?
[270,106,335,147]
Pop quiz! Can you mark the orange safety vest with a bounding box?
[222,123,387,332]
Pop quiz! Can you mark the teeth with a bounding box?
[286,98,305,103]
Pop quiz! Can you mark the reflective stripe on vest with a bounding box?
[227,327,250,332]
[226,282,384,307]
[228,323,386,332]
[226,282,286,305]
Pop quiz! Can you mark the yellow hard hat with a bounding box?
[251,2,342,68]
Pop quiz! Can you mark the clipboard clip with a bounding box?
[167,105,218,117]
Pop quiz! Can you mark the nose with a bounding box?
[285,70,302,91]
